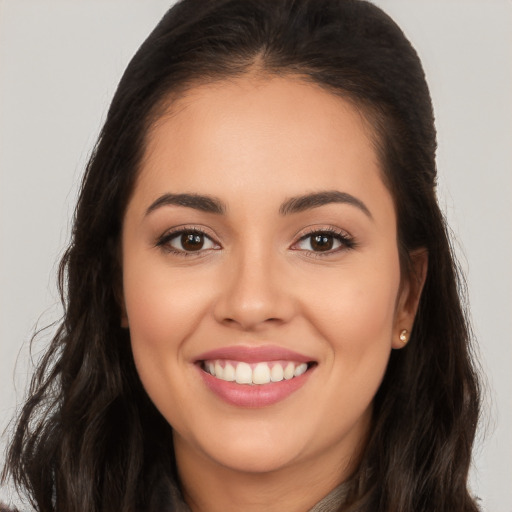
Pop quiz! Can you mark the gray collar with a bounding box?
[154,478,350,512]
[308,481,350,512]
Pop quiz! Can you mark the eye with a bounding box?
[157,229,220,254]
[292,229,355,254]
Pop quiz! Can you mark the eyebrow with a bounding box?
[279,190,372,219]
[145,193,226,216]
[145,190,372,219]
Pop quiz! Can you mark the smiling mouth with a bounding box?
[200,359,316,385]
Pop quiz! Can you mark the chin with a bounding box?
[204,438,305,474]
[174,416,313,475]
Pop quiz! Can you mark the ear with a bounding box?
[392,248,428,349]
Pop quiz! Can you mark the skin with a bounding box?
[121,76,426,512]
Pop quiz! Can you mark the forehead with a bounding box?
[146,75,378,162]
[132,76,393,223]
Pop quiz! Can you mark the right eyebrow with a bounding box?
[145,193,226,216]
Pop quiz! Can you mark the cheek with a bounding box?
[122,261,215,427]
[124,259,211,347]
[336,281,396,348]
[298,252,401,420]
[121,253,215,403]
[303,262,400,351]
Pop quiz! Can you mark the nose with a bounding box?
[213,247,295,331]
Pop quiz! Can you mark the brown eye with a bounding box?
[181,232,205,251]
[293,229,353,254]
[159,229,219,254]
[310,234,334,251]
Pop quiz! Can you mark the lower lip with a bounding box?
[197,365,314,408]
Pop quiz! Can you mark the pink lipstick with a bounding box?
[195,345,316,408]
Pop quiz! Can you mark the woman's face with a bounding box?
[121,76,420,480]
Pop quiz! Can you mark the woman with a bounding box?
[2,0,481,510]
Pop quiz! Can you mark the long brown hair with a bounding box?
[3,1,481,510]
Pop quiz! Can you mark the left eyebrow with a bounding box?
[145,193,226,216]
[279,190,373,219]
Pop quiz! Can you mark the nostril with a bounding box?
[220,316,285,330]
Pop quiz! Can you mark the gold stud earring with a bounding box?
[399,329,409,344]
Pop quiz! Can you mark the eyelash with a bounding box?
[155,226,356,257]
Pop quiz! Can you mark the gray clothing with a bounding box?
[148,475,350,512]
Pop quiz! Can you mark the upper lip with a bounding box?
[195,345,314,364]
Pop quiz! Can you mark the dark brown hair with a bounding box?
[3,1,481,510]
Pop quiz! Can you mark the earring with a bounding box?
[399,329,409,344]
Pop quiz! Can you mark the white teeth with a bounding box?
[252,363,271,384]
[215,361,224,380]
[270,364,284,382]
[223,362,235,381]
[284,362,295,380]
[294,363,307,377]
[235,362,252,384]
[204,360,310,385]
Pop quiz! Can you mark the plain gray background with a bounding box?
[1,1,511,510]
